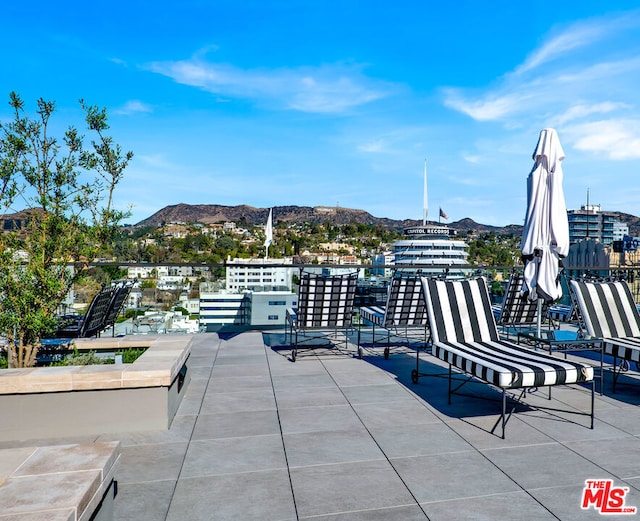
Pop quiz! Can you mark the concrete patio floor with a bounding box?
[5,330,640,520]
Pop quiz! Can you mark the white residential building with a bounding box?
[247,292,297,327]
[127,265,155,279]
[199,288,248,330]
[156,266,194,277]
[198,286,296,331]
[157,276,190,291]
[226,257,294,292]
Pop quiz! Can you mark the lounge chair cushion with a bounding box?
[294,271,358,329]
[360,275,426,328]
[359,306,385,327]
[422,277,593,389]
[570,279,640,362]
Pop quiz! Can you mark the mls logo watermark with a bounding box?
[581,479,637,515]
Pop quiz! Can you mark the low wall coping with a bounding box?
[0,335,193,394]
[0,441,120,521]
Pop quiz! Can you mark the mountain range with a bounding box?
[133,203,640,236]
[134,203,522,235]
[5,203,640,237]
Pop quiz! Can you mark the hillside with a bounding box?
[133,203,521,235]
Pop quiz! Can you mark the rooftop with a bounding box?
[2,330,640,520]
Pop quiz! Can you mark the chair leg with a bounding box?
[411,344,420,384]
[502,389,507,440]
[590,379,595,430]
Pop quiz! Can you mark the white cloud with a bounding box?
[516,22,606,74]
[565,119,640,159]
[147,56,393,114]
[442,12,640,124]
[115,100,153,115]
[555,102,629,125]
[443,90,534,121]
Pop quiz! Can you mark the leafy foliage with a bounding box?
[465,232,520,267]
[51,349,108,366]
[0,93,132,367]
[116,347,146,364]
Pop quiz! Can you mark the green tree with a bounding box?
[0,93,132,367]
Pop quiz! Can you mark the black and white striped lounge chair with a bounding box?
[285,270,359,362]
[415,277,594,438]
[494,273,549,338]
[358,274,428,359]
[570,279,640,392]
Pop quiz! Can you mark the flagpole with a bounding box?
[264,208,273,260]
[423,159,428,226]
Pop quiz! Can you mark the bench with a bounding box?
[0,441,120,520]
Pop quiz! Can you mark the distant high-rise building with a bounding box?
[613,221,629,242]
[567,205,621,245]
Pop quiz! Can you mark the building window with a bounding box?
[268,301,287,306]
[268,315,279,320]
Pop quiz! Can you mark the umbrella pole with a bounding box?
[536,299,542,337]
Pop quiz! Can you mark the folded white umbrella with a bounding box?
[521,128,569,303]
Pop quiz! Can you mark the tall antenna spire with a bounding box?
[423,159,428,226]
[586,187,590,239]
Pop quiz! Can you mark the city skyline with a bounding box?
[2,2,640,227]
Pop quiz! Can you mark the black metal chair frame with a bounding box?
[285,270,359,362]
[495,271,551,338]
[357,272,428,359]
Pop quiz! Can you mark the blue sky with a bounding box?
[3,1,640,226]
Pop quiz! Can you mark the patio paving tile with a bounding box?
[367,422,472,458]
[210,362,271,377]
[117,442,188,484]
[351,399,440,428]
[272,372,337,390]
[481,443,608,490]
[590,406,640,436]
[565,436,640,479]
[211,354,267,366]
[180,434,287,477]
[113,479,175,521]
[274,386,349,409]
[199,388,276,414]
[339,382,416,404]
[284,426,384,467]
[278,405,364,435]
[420,491,558,521]
[390,451,521,503]
[204,374,274,393]
[290,459,418,518]
[192,409,280,440]
[165,469,297,521]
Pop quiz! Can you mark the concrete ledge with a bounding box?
[0,335,192,394]
[0,441,120,521]
[0,336,193,442]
